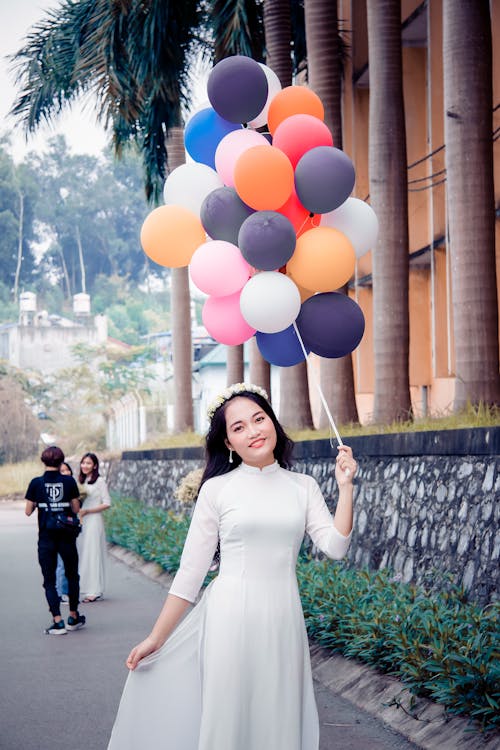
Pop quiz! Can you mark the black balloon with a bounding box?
[207,56,268,124]
[296,292,365,358]
[295,146,355,214]
[238,211,296,271]
[201,187,254,244]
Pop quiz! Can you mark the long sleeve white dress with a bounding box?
[78,476,111,599]
[108,461,351,750]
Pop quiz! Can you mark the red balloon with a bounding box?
[273,114,333,168]
[277,189,317,236]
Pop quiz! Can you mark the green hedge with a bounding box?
[106,496,499,732]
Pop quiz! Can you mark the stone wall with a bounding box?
[106,427,499,605]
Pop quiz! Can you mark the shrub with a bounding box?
[106,496,499,732]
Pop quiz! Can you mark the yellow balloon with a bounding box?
[140,205,206,268]
[287,227,355,292]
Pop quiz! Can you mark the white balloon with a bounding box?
[320,197,379,258]
[240,272,301,334]
[163,163,223,216]
[247,63,282,129]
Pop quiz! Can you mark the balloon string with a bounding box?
[295,212,320,238]
[292,322,344,448]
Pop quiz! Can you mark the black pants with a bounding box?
[38,530,80,617]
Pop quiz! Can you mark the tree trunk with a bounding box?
[76,224,86,293]
[279,361,313,430]
[443,0,499,408]
[263,0,313,429]
[304,0,359,427]
[226,344,244,385]
[13,190,24,303]
[367,0,412,423]
[167,124,194,432]
[263,0,293,87]
[58,246,72,301]
[249,338,271,396]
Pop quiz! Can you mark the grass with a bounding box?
[1,403,497,495]
[123,402,500,450]
[0,459,41,496]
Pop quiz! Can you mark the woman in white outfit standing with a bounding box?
[108,383,357,750]
[78,452,111,603]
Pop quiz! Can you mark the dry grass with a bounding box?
[0,459,40,497]
[1,404,497,497]
[290,402,500,443]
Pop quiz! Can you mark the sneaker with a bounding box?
[66,612,86,631]
[60,594,69,603]
[45,620,67,635]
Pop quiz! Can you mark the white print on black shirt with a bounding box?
[38,483,70,510]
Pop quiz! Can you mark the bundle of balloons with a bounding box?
[140,55,378,367]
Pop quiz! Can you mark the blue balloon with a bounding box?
[256,325,309,367]
[296,292,365,358]
[184,108,240,169]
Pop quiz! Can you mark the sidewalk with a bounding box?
[1,499,496,750]
[110,545,499,750]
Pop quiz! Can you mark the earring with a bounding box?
[228,449,233,464]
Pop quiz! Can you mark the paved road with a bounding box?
[0,501,419,750]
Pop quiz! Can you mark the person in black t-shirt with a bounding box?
[25,445,86,635]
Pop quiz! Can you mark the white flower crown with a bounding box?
[207,382,269,421]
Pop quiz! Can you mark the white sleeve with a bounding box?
[305,477,352,560]
[99,477,111,506]
[168,482,219,603]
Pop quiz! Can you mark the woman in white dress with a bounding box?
[108,383,357,750]
[78,452,111,603]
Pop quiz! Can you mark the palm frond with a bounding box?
[10,0,202,203]
[210,0,265,62]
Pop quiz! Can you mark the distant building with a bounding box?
[0,292,108,375]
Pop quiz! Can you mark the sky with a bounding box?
[0,0,211,163]
[0,0,110,161]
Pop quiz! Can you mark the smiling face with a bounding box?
[224,396,277,469]
[80,456,96,476]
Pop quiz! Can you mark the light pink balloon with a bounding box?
[215,129,270,187]
[202,292,256,346]
[190,240,251,297]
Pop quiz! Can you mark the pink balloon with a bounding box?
[203,292,256,346]
[215,129,270,187]
[190,240,251,296]
[273,114,333,168]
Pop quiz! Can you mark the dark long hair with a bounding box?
[199,391,294,491]
[78,452,100,485]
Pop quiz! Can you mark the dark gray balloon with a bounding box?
[296,292,365,358]
[207,56,268,124]
[201,187,254,244]
[238,211,296,271]
[295,146,355,214]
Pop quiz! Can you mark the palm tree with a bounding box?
[303,0,359,427]
[366,0,412,423]
[443,0,499,409]
[10,0,265,433]
[263,0,313,430]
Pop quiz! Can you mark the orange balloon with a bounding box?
[234,145,294,211]
[140,205,206,268]
[267,86,324,135]
[286,227,355,292]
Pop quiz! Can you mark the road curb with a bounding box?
[108,544,499,750]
